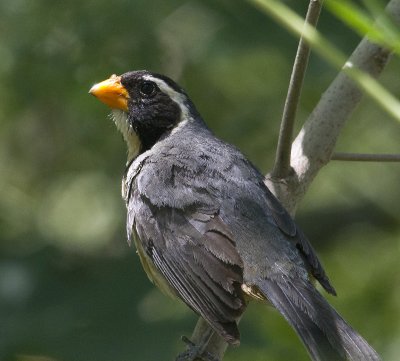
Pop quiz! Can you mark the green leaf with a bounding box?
[248,0,400,123]
[326,0,400,54]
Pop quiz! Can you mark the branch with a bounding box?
[272,0,323,179]
[185,318,229,361]
[267,0,400,213]
[331,152,400,162]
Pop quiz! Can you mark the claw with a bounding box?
[175,335,219,361]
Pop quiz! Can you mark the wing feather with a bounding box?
[132,194,246,344]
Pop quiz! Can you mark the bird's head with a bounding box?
[90,70,197,160]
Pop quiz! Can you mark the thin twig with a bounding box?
[332,152,400,162]
[272,0,324,178]
[266,0,399,211]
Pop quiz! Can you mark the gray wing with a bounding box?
[129,183,246,344]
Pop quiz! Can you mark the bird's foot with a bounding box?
[175,335,219,361]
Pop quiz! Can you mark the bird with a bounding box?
[89,70,381,361]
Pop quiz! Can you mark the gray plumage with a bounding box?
[93,70,381,361]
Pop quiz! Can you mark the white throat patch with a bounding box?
[111,109,141,162]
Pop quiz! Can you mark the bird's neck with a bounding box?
[112,109,207,164]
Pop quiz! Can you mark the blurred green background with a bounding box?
[1,0,399,360]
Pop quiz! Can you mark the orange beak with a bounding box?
[89,74,129,111]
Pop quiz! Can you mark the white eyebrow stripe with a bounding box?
[142,74,190,120]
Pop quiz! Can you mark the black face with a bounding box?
[120,71,183,151]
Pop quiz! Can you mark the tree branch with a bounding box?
[184,318,228,361]
[272,0,323,179]
[267,0,400,214]
[331,152,400,162]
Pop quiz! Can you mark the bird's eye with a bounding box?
[140,81,156,96]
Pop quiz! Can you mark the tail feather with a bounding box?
[257,278,381,361]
